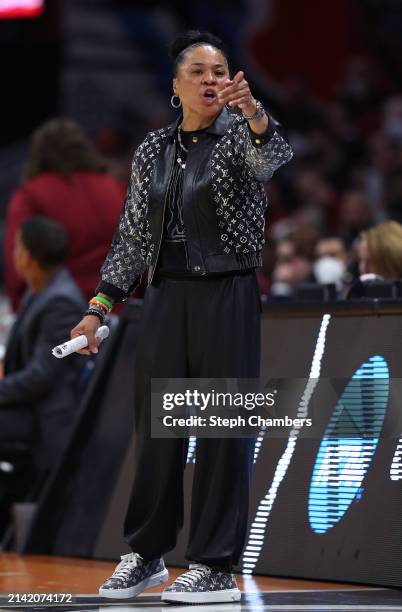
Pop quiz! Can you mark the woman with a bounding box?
[71,30,293,605]
[4,118,126,310]
[358,220,402,279]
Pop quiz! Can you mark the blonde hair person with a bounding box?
[359,221,402,279]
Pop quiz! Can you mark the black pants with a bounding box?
[124,272,261,569]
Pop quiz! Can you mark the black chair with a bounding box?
[295,283,337,302]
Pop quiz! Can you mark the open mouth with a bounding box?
[203,89,217,100]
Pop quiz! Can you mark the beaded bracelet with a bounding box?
[89,299,109,314]
[84,307,106,325]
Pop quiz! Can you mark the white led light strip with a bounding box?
[241,314,331,574]
[186,436,197,463]
[390,441,402,480]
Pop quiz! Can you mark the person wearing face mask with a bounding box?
[313,237,349,291]
[70,30,293,605]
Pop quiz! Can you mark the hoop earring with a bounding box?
[171,94,181,109]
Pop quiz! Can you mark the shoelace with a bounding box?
[174,563,211,587]
[112,552,143,580]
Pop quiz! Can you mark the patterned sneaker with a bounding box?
[99,552,168,599]
[161,563,241,604]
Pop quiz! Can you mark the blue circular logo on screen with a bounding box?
[308,355,389,534]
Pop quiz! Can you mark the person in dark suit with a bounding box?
[0,216,87,470]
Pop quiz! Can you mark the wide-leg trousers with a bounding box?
[123,271,261,569]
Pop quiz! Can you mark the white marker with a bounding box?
[52,325,109,358]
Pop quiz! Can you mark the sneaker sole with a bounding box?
[99,568,169,599]
[161,587,241,604]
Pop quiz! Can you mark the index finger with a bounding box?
[232,70,245,84]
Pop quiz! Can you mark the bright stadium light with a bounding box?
[0,0,44,19]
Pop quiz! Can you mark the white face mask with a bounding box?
[313,256,346,287]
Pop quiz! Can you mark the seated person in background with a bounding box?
[348,221,402,298]
[270,237,314,298]
[313,236,350,293]
[358,220,402,279]
[315,236,348,265]
[4,118,126,311]
[0,217,87,471]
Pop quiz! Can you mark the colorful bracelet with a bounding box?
[89,299,109,314]
[92,295,113,311]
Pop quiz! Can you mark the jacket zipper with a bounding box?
[191,189,206,275]
[190,145,206,274]
[148,141,177,285]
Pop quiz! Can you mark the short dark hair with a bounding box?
[20,217,69,269]
[23,117,107,183]
[170,30,229,76]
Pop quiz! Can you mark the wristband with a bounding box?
[93,295,113,311]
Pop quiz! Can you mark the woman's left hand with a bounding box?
[218,71,257,116]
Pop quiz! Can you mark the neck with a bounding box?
[181,109,220,132]
[28,267,59,294]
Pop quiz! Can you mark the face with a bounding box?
[173,45,229,121]
[315,238,347,263]
[13,230,30,280]
[275,239,295,264]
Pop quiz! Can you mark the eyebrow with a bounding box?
[189,62,226,68]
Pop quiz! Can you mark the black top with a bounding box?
[155,127,207,277]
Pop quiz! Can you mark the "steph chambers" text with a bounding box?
[162,415,312,428]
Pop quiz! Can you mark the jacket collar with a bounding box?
[166,105,233,140]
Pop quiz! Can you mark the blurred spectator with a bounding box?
[313,237,349,293]
[0,217,87,471]
[270,236,314,298]
[4,118,126,311]
[270,170,336,242]
[358,220,402,279]
[315,236,348,264]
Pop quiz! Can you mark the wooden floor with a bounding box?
[0,552,372,595]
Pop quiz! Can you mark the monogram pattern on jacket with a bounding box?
[100,112,293,293]
[100,554,164,590]
[163,564,238,593]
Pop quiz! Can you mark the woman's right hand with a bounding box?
[70,315,101,355]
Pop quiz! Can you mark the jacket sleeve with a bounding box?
[96,145,150,302]
[4,188,33,311]
[243,112,294,182]
[0,299,82,405]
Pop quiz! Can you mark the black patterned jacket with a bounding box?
[97,106,293,301]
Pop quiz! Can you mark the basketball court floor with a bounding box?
[0,554,402,611]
